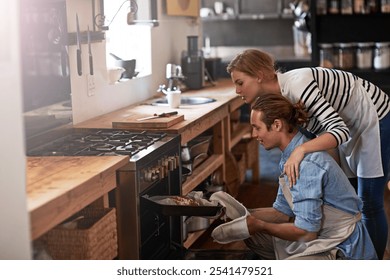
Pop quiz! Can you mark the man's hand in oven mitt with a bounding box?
[209,191,250,244]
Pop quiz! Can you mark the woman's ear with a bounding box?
[256,71,264,83]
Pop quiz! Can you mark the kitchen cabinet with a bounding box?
[310,1,390,92]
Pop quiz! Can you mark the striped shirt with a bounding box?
[277,67,390,145]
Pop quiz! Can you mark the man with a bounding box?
[210,93,377,260]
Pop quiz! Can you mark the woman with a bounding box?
[227,49,390,259]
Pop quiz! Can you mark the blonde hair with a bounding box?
[252,93,308,133]
[227,49,277,80]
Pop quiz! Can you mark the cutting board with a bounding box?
[112,114,184,129]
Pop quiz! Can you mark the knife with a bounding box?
[87,25,93,75]
[137,111,178,121]
[76,14,82,76]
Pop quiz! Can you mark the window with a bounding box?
[103,0,153,77]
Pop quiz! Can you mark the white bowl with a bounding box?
[107,67,125,84]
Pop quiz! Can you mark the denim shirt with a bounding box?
[272,132,377,259]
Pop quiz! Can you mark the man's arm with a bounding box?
[247,214,318,242]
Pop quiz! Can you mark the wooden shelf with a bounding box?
[182,154,224,195]
[230,123,252,150]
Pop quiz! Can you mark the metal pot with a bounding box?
[185,216,210,232]
[181,144,191,162]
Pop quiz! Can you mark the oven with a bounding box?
[27,128,183,259]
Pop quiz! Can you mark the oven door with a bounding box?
[114,159,182,260]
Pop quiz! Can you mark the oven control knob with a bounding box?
[167,158,174,171]
[144,168,158,182]
[159,166,165,178]
[169,156,177,169]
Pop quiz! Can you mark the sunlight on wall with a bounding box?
[104,0,152,77]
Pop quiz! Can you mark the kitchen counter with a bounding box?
[75,79,242,145]
[27,156,129,240]
[27,79,255,251]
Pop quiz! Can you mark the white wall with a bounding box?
[69,0,201,124]
[0,0,31,259]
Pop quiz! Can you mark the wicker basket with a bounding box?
[42,208,118,260]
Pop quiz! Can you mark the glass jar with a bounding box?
[356,42,374,69]
[382,0,390,13]
[335,43,355,69]
[328,0,340,14]
[341,0,353,14]
[354,0,365,13]
[317,0,327,14]
[373,42,390,70]
[319,43,334,68]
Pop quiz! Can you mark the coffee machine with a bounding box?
[181,36,205,90]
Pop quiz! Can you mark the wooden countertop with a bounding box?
[27,156,129,240]
[75,79,242,144]
[27,79,240,240]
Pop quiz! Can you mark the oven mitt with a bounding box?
[211,215,250,244]
[209,191,251,244]
[209,191,249,220]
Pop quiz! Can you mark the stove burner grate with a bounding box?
[27,129,169,157]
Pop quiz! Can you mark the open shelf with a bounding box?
[182,154,224,195]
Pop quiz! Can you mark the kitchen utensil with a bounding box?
[107,67,125,84]
[110,53,137,79]
[166,63,184,80]
[109,53,123,60]
[188,135,212,159]
[117,59,136,79]
[192,152,208,169]
[136,111,178,121]
[87,25,93,75]
[113,114,184,129]
[181,145,191,162]
[185,216,210,232]
[76,14,82,76]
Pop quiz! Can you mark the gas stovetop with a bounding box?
[27,129,169,157]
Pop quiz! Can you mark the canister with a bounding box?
[341,0,353,14]
[334,43,355,70]
[356,42,374,69]
[373,42,390,70]
[319,43,334,68]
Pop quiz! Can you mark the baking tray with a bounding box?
[142,195,223,217]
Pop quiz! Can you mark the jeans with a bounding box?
[350,111,390,259]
